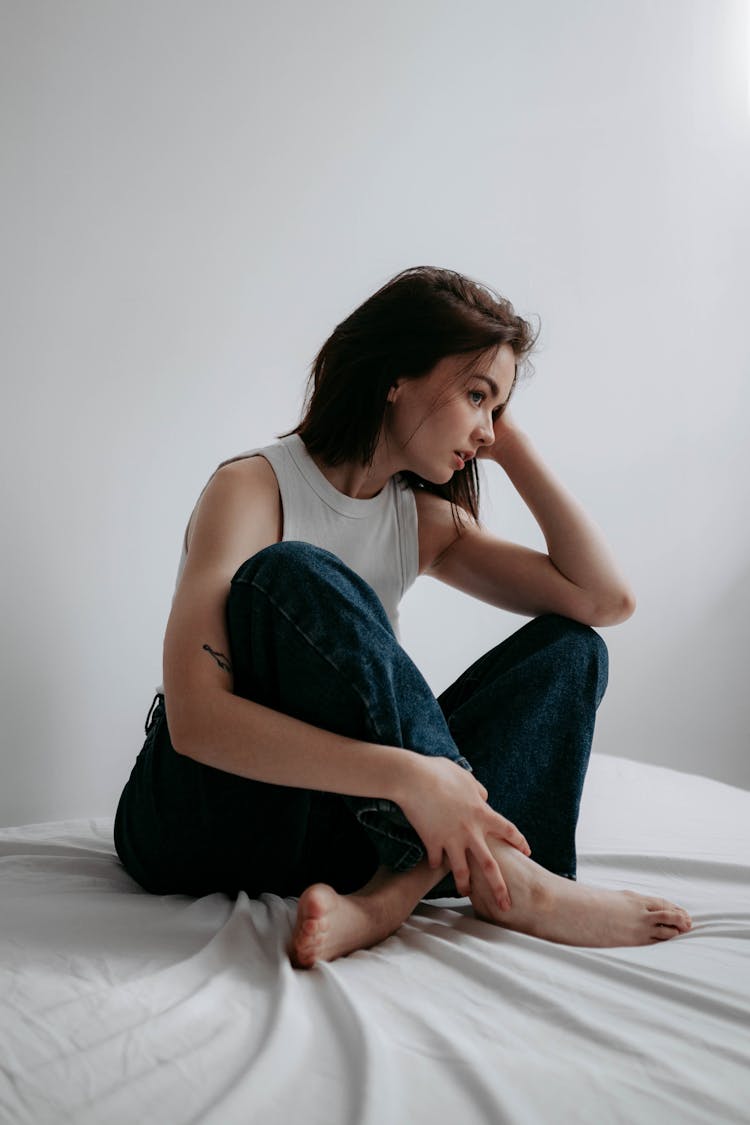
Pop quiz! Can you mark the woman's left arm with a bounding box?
[422,411,637,627]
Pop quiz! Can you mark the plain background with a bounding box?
[2,0,748,827]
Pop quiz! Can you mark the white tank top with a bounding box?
[156,434,419,693]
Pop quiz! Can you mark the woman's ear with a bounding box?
[387,380,402,403]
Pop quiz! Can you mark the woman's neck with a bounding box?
[306,439,399,500]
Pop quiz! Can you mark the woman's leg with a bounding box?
[425,613,608,897]
[414,615,691,948]
[290,612,691,962]
[115,540,472,899]
[225,540,478,886]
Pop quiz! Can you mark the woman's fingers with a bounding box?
[445,846,472,897]
[474,778,530,856]
[488,814,531,856]
[475,843,511,909]
[447,842,512,908]
[428,849,444,870]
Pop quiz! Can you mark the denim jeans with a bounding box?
[114,541,608,900]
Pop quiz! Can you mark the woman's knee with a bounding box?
[229,540,393,634]
[232,540,340,585]
[532,614,609,704]
[535,613,608,654]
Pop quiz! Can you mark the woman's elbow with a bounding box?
[592,587,637,626]
[162,691,197,757]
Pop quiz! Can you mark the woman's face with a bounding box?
[384,343,517,483]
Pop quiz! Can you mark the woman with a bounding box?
[115,265,692,968]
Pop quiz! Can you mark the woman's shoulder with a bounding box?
[185,455,282,553]
[213,451,279,486]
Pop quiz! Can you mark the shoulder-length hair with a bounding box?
[282,265,538,524]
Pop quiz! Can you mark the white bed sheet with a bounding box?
[1,753,749,1125]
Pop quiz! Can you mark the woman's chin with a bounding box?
[421,468,455,485]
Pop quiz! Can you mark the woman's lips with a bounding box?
[453,452,466,469]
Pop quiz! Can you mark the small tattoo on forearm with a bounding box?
[203,644,232,674]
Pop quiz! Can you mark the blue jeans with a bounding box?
[114,542,608,900]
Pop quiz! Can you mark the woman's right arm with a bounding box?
[163,458,529,903]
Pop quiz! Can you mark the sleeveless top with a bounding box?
[155,433,420,693]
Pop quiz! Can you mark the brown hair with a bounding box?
[282,266,538,523]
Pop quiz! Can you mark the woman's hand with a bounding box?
[394,755,531,908]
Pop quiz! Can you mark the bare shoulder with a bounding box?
[414,488,474,574]
[184,455,282,561]
[211,453,280,501]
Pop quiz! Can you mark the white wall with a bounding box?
[2,0,749,827]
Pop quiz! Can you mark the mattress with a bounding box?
[1,753,749,1124]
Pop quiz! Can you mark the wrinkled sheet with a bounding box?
[1,754,749,1125]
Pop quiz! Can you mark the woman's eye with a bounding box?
[469,390,485,405]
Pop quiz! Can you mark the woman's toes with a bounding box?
[651,909,690,932]
[645,899,691,928]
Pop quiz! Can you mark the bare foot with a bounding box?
[468,838,692,947]
[288,882,405,968]
[288,858,454,968]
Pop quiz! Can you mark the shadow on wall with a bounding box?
[656,563,750,790]
[0,607,68,827]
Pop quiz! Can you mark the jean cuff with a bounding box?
[353,798,425,873]
[351,756,473,874]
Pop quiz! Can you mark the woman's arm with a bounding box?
[163,458,419,800]
[418,410,636,627]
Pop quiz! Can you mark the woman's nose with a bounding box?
[474,415,495,445]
